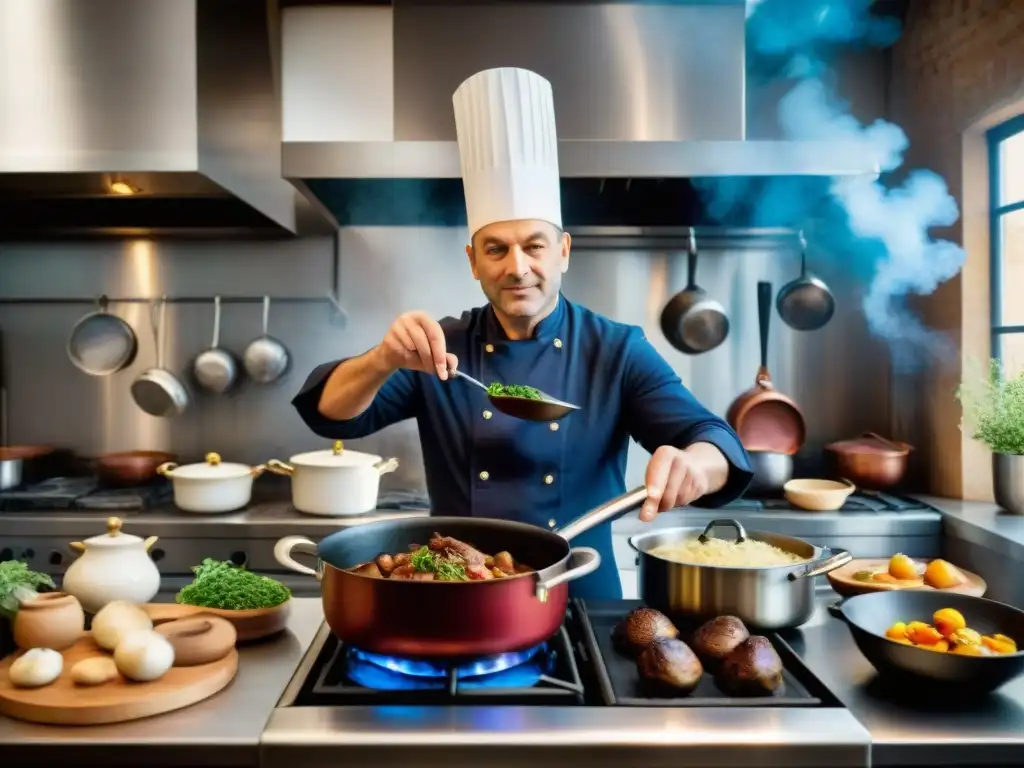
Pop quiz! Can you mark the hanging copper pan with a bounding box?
[726,281,806,455]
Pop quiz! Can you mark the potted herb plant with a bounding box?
[957,359,1024,515]
[0,560,55,655]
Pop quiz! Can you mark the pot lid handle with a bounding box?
[106,516,124,537]
[205,452,222,466]
[698,519,747,545]
[332,440,344,456]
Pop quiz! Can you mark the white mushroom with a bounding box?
[91,600,152,652]
[113,629,175,682]
[9,648,63,688]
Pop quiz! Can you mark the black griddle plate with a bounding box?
[577,599,835,708]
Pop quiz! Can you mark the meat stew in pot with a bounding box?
[348,532,536,582]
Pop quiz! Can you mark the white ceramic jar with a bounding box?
[157,452,265,513]
[62,517,161,614]
[267,440,398,517]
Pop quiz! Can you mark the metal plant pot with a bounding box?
[993,452,1024,515]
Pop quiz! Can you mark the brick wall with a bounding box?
[888,0,1024,498]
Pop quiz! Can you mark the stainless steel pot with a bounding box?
[0,451,21,490]
[629,518,852,630]
[747,450,793,494]
[993,452,1024,516]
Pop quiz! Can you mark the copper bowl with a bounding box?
[95,450,177,487]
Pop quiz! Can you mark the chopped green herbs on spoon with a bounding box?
[487,382,543,400]
[176,558,291,611]
[410,546,468,581]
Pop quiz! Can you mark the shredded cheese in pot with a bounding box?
[649,536,807,567]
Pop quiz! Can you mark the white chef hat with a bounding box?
[452,67,562,237]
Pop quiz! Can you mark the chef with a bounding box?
[292,67,753,599]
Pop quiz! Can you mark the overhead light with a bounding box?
[109,181,137,195]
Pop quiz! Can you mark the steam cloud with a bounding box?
[706,0,966,370]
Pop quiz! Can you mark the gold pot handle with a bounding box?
[266,460,295,476]
[250,464,267,479]
[373,457,399,476]
[156,462,178,476]
[144,535,159,552]
[68,541,85,555]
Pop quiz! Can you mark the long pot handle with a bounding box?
[266,460,295,476]
[555,486,649,542]
[374,457,400,476]
[274,535,320,580]
[788,548,853,582]
[534,547,601,603]
[756,281,773,386]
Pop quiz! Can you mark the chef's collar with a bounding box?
[482,293,567,345]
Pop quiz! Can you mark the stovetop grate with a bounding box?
[293,625,585,706]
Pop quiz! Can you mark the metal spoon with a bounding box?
[450,369,581,422]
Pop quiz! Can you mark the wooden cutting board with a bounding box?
[141,600,291,642]
[0,633,238,725]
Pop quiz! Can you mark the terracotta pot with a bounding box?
[13,592,85,651]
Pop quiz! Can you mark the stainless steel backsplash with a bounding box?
[0,231,889,493]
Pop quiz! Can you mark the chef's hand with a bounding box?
[640,445,714,522]
[378,311,459,380]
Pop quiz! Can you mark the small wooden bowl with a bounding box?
[827,558,987,598]
[784,478,856,511]
[142,600,291,643]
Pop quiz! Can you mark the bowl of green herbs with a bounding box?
[151,558,292,642]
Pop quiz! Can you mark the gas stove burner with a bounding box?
[345,644,549,691]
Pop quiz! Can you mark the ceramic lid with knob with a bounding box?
[290,441,382,468]
[157,452,260,479]
[72,517,156,551]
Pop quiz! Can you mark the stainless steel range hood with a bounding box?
[280,1,881,228]
[0,0,335,238]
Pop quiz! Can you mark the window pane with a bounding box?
[1000,129,1024,206]
[999,208,1024,325]
[999,334,1024,379]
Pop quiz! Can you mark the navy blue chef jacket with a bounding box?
[292,295,753,599]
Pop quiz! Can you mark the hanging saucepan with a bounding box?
[243,296,290,385]
[130,297,190,418]
[66,296,138,376]
[726,281,806,455]
[192,296,238,394]
[776,232,835,332]
[659,229,730,354]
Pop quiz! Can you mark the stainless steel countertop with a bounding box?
[919,495,1024,557]
[0,599,324,767]
[3,595,1024,766]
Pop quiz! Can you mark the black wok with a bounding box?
[834,590,1024,696]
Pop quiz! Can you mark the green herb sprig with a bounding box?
[487,382,543,400]
[956,358,1024,455]
[0,560,55,621]
[410,546,467,581]
[176,558,291,611]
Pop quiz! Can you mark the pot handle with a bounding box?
[534,547,601,603]
[266,460,295,476]
[251,464,267,479]
[699,519,747,544]
[156,462,178,476]
[788,548,853,582]
[374,457,399,476]
[274,535,320,580]
[554,486,649,542]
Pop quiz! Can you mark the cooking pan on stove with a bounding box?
[274,486,649,659]
[833,590,1024,696]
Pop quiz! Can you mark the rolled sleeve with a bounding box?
[620,329,753,507]
[291,358,421,440]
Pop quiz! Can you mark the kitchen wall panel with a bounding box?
[0,230,890,495]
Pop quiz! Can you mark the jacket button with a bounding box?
[548,519,557,529]
[485,344,495,353]
[483,410,493,419]
[549,422,559,431]
[553,338,563,349]
[479,471,490,481]
[544,474,555,485]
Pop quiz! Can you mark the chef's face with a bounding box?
[467,219,571,324]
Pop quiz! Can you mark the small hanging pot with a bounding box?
[660,229,730,354]
[192,296,239,394]
[243,296,290,385]
[776,232,835,332]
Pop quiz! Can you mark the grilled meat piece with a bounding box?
[429,533,486,565]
